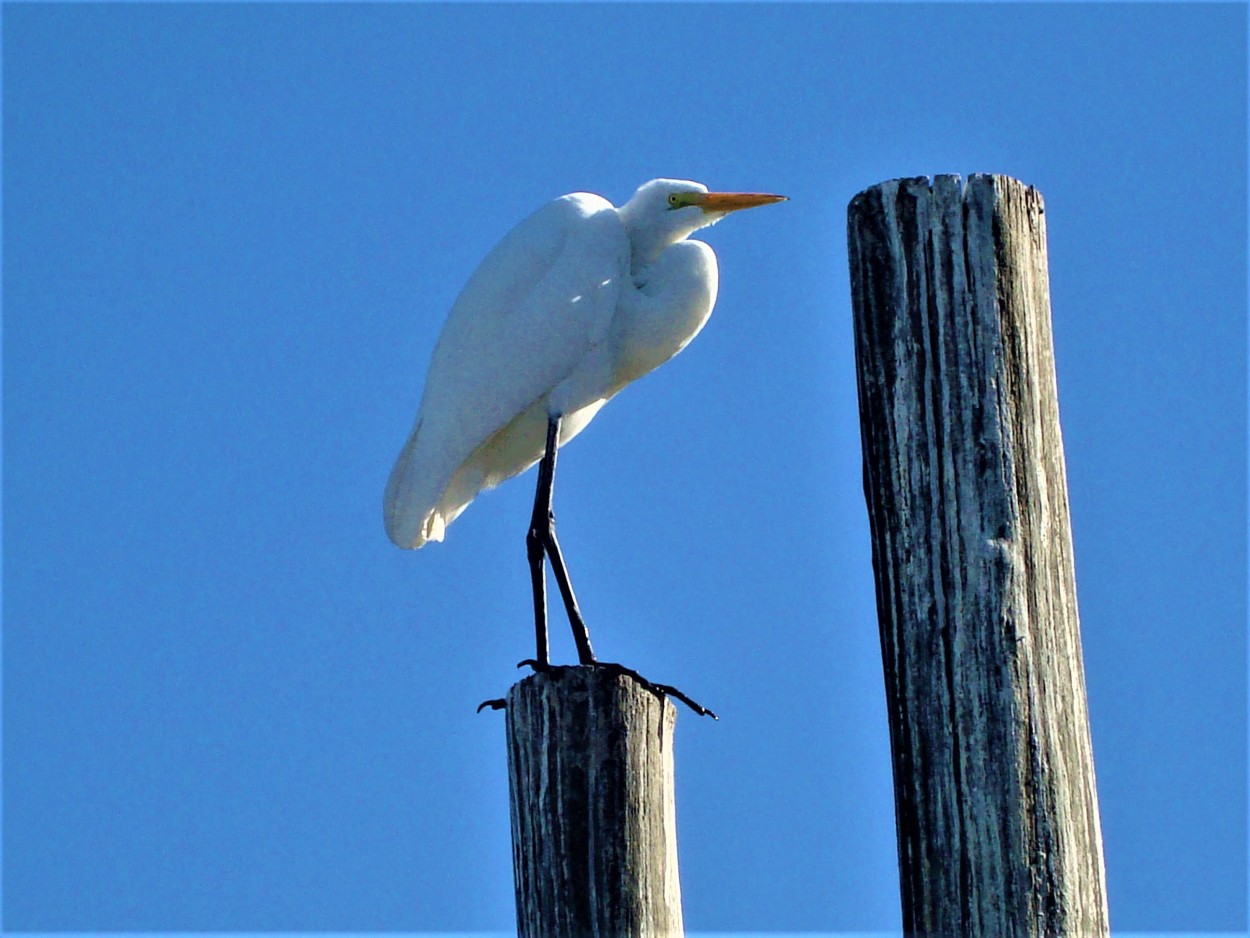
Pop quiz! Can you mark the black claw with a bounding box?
[593,661,717,719]
[477,698,507,713]
[649,682,718,719]
[510,660,715,718]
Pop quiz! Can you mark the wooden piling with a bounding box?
[505,666,684,937]
[847,174,1109,937]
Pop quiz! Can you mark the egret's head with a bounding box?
[619,178,787,259]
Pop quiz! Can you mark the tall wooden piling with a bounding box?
[505,666,684,937]
[847,174,1109,937]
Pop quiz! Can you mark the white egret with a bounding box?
[384,179,785,706]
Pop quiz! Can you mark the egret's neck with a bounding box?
[627,233,674,278]
[619,205,714,279]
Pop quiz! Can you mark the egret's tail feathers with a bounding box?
[383,495,451,550]
[383,420,483,549]
[384,421,442,549]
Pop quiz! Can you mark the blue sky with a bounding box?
[3,2,1246,933]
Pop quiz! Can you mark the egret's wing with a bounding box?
[385,192,628,548]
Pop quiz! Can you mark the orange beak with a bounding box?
[697,191,788,214]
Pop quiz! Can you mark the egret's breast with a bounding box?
[608,240,719,390]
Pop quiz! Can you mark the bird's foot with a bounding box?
[512,658,716,718]
[476,697,507,713]
[591,660,718,719]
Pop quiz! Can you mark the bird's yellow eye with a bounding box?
[668,193,681,208]
[667,192,698,210]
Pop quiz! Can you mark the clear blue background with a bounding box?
[4,3,1246,933]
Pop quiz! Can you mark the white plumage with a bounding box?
[384,178,784,549]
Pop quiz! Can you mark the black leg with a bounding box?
[525,420,555,668]
[545,524,595,664]
[510,414,713,719]
[532,415,596,665]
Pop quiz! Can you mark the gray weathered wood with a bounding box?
[506,666,683,937]
[847,174,1109,937]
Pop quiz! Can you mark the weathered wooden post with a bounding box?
[505,666,684,936]
[847,174,1109,937]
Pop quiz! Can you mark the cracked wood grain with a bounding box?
[848,174,1109,938]
[506,666,683,937]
